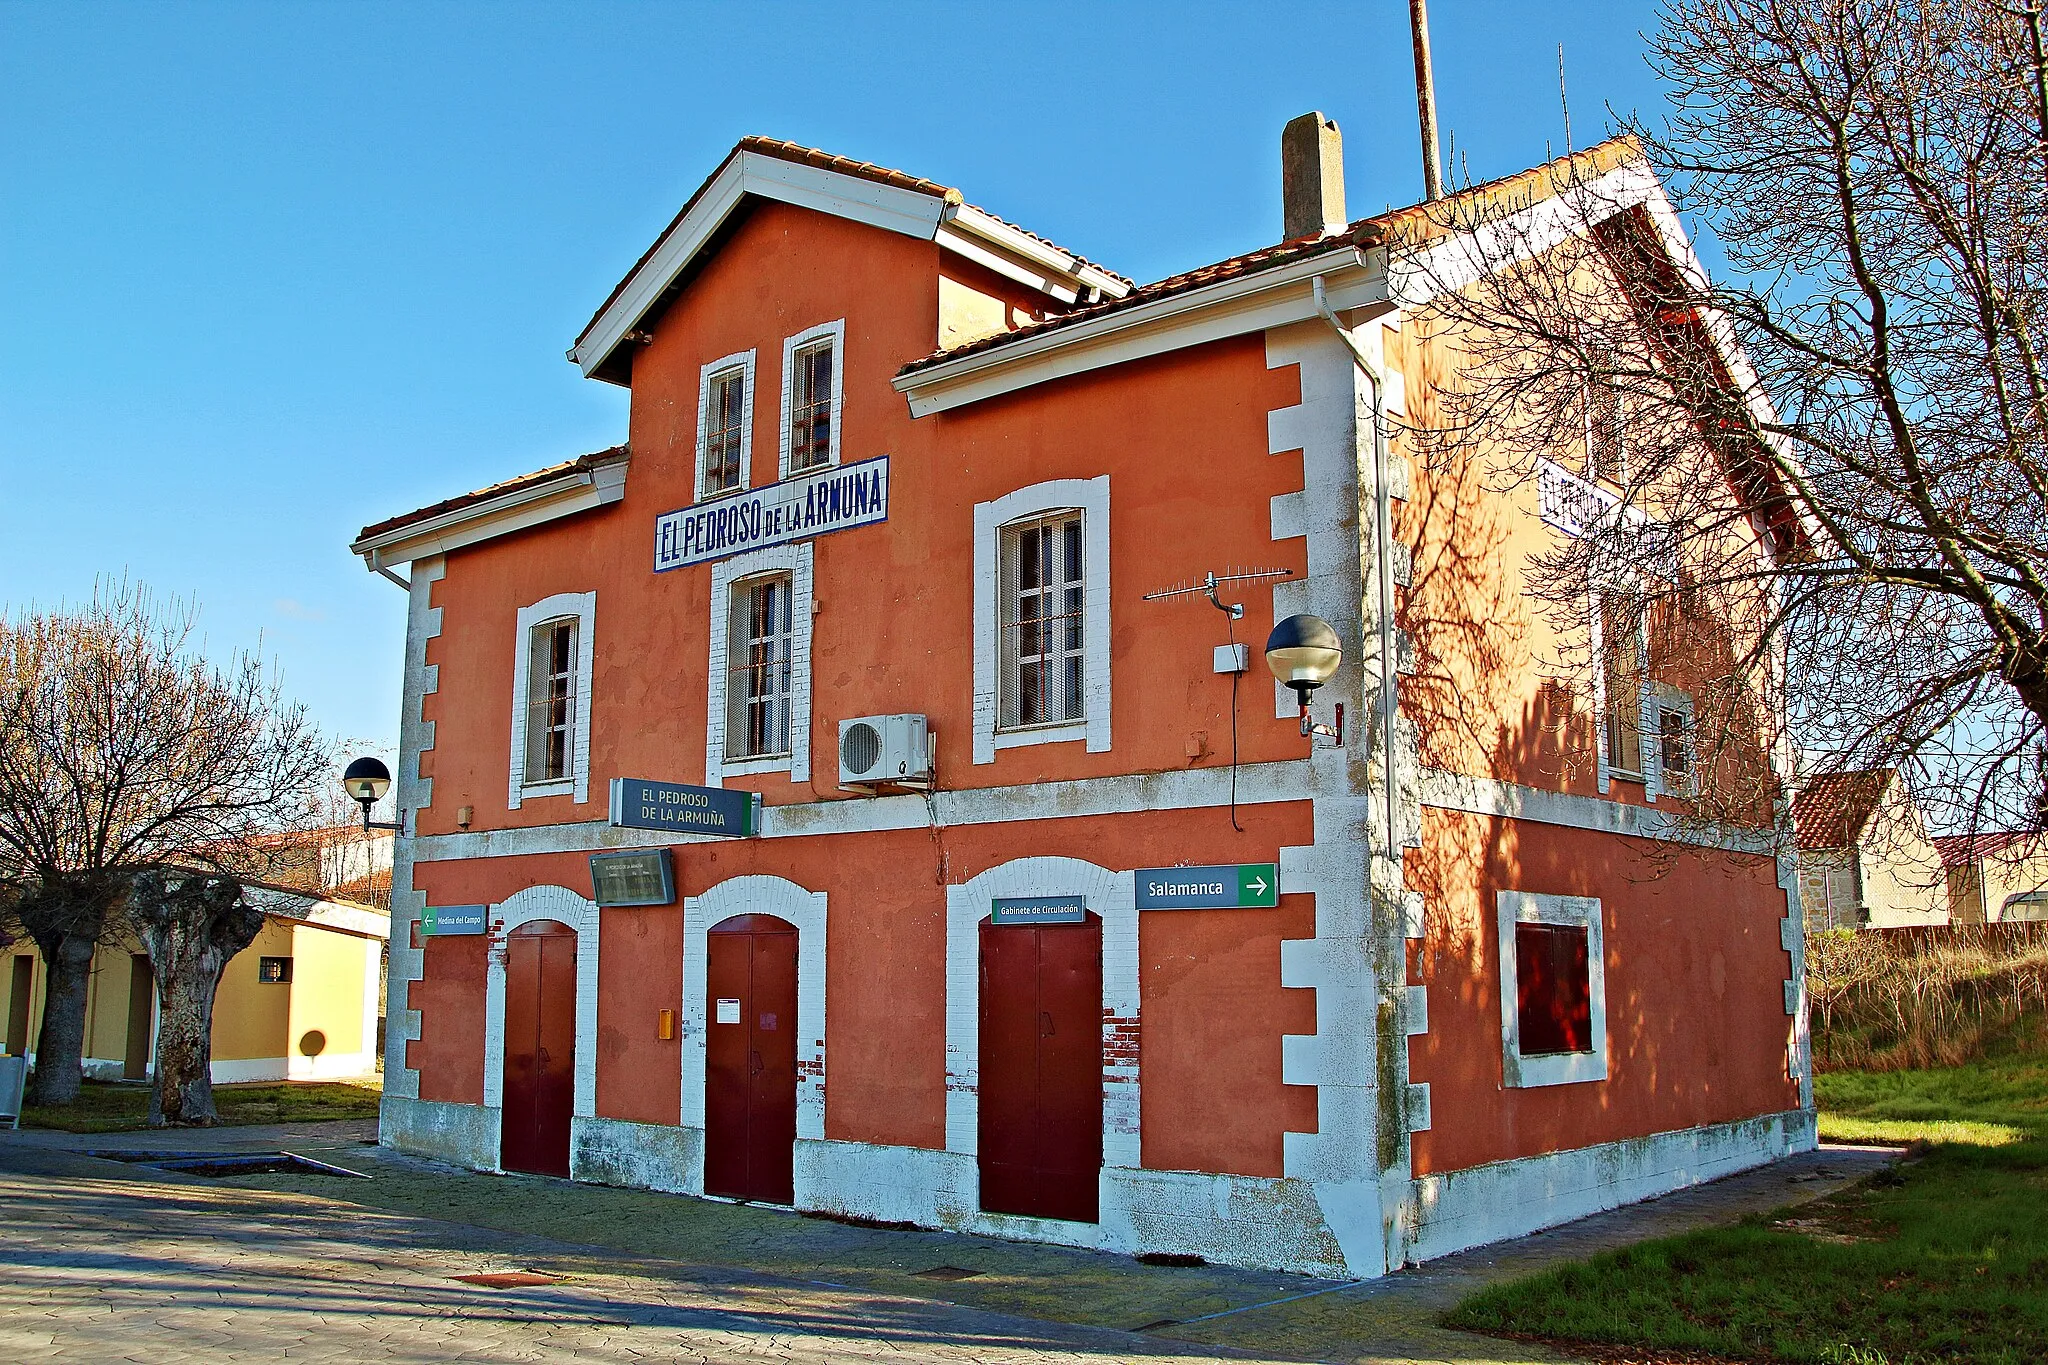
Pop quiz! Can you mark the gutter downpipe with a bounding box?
[366,550,411,593]
[1312,275,1401,859]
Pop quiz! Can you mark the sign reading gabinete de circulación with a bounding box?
[654,455,889,571]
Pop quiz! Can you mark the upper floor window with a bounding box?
[1586,367,1624,483]
[1000,513,1085,730]
[526,617,578,781]
[697,349,756,500]
[1600,595,1645,780]
[727,573,794,759]
[1498,890,1608,1088]
[971,477,1111,764]
[779,320,844,479]
[706,543,813,785]
[509,591,596,808]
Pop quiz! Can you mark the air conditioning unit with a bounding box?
[839,713,932,788]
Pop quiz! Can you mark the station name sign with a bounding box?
[654,455,889,571]
[420,903,487,936]
[610,777,762,838]
[1134,863,1279,910]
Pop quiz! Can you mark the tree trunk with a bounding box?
[25,932,96,1106]
[129,872,265,1127]
[15,873,124,1107]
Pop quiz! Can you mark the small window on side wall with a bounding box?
[786,339,834,472]
[703,367,747,494]
[1498,891,1608,1087]
[1600,595,1645,779]
[258,956,292,985]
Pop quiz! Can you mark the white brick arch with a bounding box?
[945,856,1138,1170]
[481,883,600,1169]
[678,874,829,1195]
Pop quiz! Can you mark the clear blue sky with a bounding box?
[0,1,1671,756]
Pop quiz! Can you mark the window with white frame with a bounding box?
[971,478,1111,763]
[726,573,794,760]
[780,320,843,478]
[696,350,755,499]
[1000,513,1086,731]
[509,591,596,808]
[1498,890,1608,1088]
[706,543,813,784]
[1654,684,1696,798]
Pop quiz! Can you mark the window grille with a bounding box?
[1601,597,1644,776]
[786,338,834,472]
[525,617,577,782]
[727,574,793,758]
[703,367,747,494]
[1515,922,1591,1055]
[1659,707,1692,786]
[998,513,1085,731]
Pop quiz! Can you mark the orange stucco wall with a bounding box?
[412,799,1315,1170]
[1406,807,1799,1175]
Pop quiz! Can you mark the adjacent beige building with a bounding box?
[1937,830,2048,924]
[1794,769,1949,931]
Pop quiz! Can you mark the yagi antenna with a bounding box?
[1142,567,1291,620]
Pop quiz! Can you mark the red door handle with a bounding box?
[1040,1011,1055,1038]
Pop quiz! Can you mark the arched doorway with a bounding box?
[500,919,576,1177]
[705,913,798,1203]
[978,912,1103,1223]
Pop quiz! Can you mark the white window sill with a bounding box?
[696,482,748,504]
[1506,1048,1608,1088]
[993,722,1088,752]
[519,778,577,800]
[781,455,838,480]
[1607,768,1645,784]
[721,752,792,776]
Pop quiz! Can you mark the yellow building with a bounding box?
[1938,830,2048,924]
[1,889,388,1083]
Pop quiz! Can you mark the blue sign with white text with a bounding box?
[1134,864,1280,909]
[609,778,762,838]
[421,903,487,936]
[654,455,889,571]
[990,896,1088,925]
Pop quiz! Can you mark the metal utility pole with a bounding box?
[1408,0,1445,201]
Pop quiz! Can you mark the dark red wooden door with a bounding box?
[978,915,1102,1223]
[501,920,576,1177]
[705,915,798,1204]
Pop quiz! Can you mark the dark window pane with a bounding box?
[1516,922,1592,1056]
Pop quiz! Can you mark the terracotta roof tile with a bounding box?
[355,445,627,545]
[1934,829,2046,868]
[1793,770,1895,850]
[896,136,1644,378]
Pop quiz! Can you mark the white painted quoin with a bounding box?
[362,132,1813,1277]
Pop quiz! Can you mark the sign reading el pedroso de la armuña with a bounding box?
[654,455,888,571]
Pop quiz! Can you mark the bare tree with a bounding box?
[0,583,327,1116]
[1398,0,2048,843]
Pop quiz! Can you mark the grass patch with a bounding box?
[23,1077,382,1133]
[1446,1051,2048,1364]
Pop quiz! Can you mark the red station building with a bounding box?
[351,119,1815,1277]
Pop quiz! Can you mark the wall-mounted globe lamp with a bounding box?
[342,756,403,834]
[1264,613,1344,745]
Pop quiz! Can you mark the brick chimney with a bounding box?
[1281,112,1347,241]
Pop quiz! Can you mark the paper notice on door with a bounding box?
[715,998,741,1024]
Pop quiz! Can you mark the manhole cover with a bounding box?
[451,1272,562,1288]
[911,1266,982,1280]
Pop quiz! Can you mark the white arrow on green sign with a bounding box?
[1134,863,1279,910]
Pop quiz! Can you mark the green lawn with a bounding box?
[23,1077,382,1133]
[1446,1049,2048,1364]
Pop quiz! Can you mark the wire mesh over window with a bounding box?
[999,513,1085,731]
[1601,597,1644,776]
[727,574,793,759]
[703,367,747,494]
[525,617,577,782]
[1659,707,1692,786]
[1515,922,1592,1055]
[786,338,834,473]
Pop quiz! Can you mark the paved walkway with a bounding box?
[1,1123,1895,1363]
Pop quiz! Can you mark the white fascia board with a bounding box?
[935,225,1080,305]
[573,152,949,378]
[895,247,1378,416]
[945,204,1132,299]
[352,463,628,569]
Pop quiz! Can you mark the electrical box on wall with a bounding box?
[839,713,932,789]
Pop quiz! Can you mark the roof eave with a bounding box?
[351,456,630,569]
